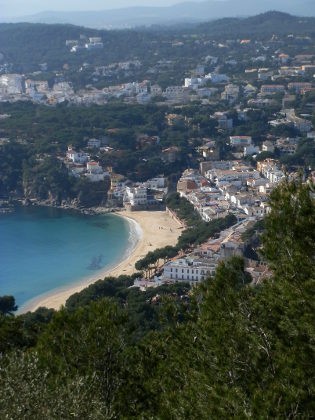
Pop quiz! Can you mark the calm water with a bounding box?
[0,207,133,308]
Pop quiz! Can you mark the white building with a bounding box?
[230,136,252,147]
[146,177,166,190]
[88,138,101,148]
[162,257,219,285]
[124,186,148,207]
[221,84,239,103]
[85,161,108,182]
[184,77,206,89]
[206,73,230,84]
[164,86,187,99]
[244,145,260,156]
[0,74,24,95]
[67,146,88,164]
[85,42,103,50]
[89,37,102,43]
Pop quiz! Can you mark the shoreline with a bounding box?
[18,210,181,314]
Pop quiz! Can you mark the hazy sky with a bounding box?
[1,0,184,17]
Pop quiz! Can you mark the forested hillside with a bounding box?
[1,12,315,72]
[0,179,314,418]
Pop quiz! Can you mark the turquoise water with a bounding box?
[0,207,133,308]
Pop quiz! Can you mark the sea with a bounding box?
[0,206,138,309]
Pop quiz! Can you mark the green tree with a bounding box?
[0,296,18,315]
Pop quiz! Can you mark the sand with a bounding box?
[19,210,182,313]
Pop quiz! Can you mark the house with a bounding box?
[177,179,199,195]
[260,85,285,95]
[262,141,275,153]
[162,257,219,285]
[164,86,186,100]
[85,38,103,50]
[146,177,166,190]
[85,161,108,182]
[278,53,290,64]
[0,74,24,95]
[244,145,260,156]
[184,77,206,89]
[221,84,239,103]
[276,138,298,155]
[243,84,257,97]
[199,140,220,160]
[123,185,148,209]
[213,112,233,129]
[67,146,88,164]
[288,82,312,94]
[150,85,163,96]
[285,109,312,133]
[206,73,229,84]
[230,136,252,147]
[258,70,274,81]
[87,138,101,148]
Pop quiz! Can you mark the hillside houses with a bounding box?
[65,146,109,182]
[159,219,255,286]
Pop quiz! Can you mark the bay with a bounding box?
[0,207,133,308]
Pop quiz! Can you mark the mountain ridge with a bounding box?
[2,0,315,29]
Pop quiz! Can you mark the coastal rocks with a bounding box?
[22,198,32,206]
[0,199,14,214]
[19,196,121,216]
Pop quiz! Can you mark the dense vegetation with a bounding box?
[1,179,313,418]
[166,192,237,249]
[0,101,198,202]
[1,12,315,73]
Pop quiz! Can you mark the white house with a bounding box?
[88,138,101,148]
[230,136,252,147]
[244,145,260,156]
[162,257,219,285]
[146,177,166,190]
[124,186,148,207]
[206,73,230,84]
[85,161,108,182]
[67,146,88,164]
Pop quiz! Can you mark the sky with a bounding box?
[0,0,184,17]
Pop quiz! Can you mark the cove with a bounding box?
[0,206,134,309]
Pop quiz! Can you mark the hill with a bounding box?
[5,0,315,29]
[197,11,315,36]
[1,12,315,73]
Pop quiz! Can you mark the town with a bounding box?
[0,8,314,418]
[0,13,314,290]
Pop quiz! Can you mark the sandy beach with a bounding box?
[19,210,182,313]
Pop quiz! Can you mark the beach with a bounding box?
[19,210,182,313]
